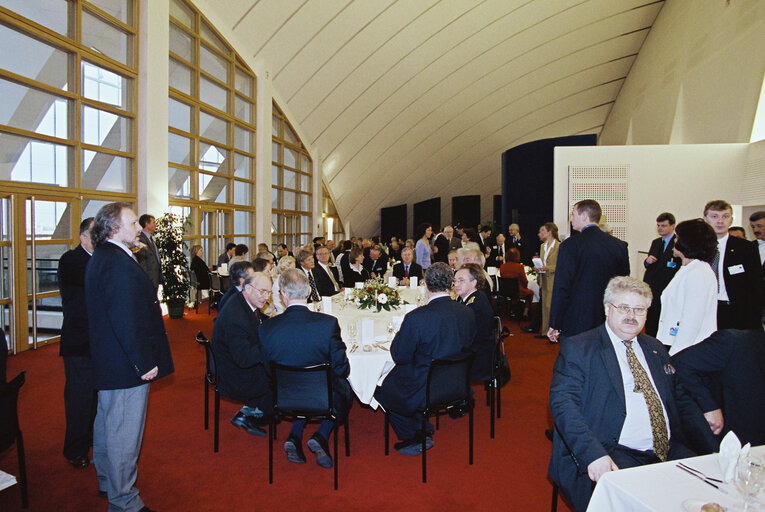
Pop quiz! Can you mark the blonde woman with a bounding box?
[271,255,295,314]
[535,223,559,335]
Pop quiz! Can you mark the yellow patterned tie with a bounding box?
[622,340,670,461]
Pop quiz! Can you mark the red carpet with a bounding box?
[0,308,575,512]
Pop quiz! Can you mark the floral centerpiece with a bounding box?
[354,277,402,312]
[153,212,191,318]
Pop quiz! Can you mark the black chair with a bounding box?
[384,352,475,483]
[485,316,510,439]
[547,425,587,512]
[0,371,28,509]
[497,277,527,320]
[207,271,224,314]
[268,362,349,490]
[195,331,221,453]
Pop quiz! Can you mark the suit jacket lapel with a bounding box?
[637,335,673,409]
[598,325,625,405]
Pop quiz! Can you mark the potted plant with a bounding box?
[154,212,190,318]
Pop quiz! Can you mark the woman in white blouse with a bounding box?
[657,219,718,356]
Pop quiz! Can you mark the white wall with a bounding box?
[554,144,749,276]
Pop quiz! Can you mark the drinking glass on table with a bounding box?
[347,322,357,341]
[735,455,765,511]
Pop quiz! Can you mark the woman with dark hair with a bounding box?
[414,222,433,270]
[657,218,718,355]
[498,248,533,301]
[342,246,370,286]
[190,244,211,290]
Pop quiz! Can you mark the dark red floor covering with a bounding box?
[0,308,575,512]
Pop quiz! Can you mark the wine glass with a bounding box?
[735,455,765,511]
[387,321,394,339]
[314,300,322,313]
[347,322,357,341]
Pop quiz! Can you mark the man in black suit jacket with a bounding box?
[704,200,763,329]
[363,244,388,278]
[642,212,681,336]
[260,269,351,468]
[455,264,495,380]
[672,319,765,451]
[212,272,273,437]
[58,217,97,469]
[549,277,698,512]
[136,214,162,290]
[391,247,423,285]
[477,226,492,256]
[218,260,255,312]
[85,203,173,511]
[750,211,765,299]
[487,233,509,268]
[432,226,453,263]
[314,245,341,297]
[548,200,630,342]
[374,263,476,455]
[218,242,236,268]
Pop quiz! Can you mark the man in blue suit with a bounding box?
[374,262,476,455]
[260,269,351,468]
[549,277,697,512]
[86,203,174,512]
[548,200,630,343]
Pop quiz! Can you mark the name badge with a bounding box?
[669,327,678,337]
[667,261,677,268]
[728,264,745,275]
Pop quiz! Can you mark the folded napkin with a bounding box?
[718,431,751,483]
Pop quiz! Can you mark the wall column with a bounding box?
[254,60,273,246]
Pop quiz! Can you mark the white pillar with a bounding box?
[254,60,273,246]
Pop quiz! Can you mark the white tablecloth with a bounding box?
[587,445,765,511]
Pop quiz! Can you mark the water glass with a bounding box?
[347,322,357,341]
[735,455,765,511]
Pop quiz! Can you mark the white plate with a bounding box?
[681,499,727,512]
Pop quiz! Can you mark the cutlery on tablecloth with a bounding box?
[677,462,723,483]
[676,465,728,494]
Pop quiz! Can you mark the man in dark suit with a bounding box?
[549,277,697,512]
[218,242,236,268]
[642,212,681,336]
[748,211,765,304]
[487,233,508,268]
[391,247,423,286]
[218,260,255,312]
[136,214,162,291]
[432,226,453,263]
[212,272,273,436]
[477,226,492,256]
[314,245,341,297]
[363,244,388,278]
[58,217,96,469]
[296,248,321,302]
[260,269,351,468]
[374,262,476,455]
[548,200,630,343]
[703,200,763,329]
[449,225,464,251]
[454,264,495,380]
[672,315,765,451]
[85,203,174,512]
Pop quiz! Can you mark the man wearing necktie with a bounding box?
[296,249,321,302]
[136,214,163,291]
[313,245,341,297]
[748,211,765,303]
[549,277,700,512]
[392,248,423,286]
[642,212,681,336]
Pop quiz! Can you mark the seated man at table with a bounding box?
[313,245,341,297]
[260,269,351,468]
[391,247,423,286]
[363,244,388,278]
[374,262,476,455]
[218,260,255,312]
[454,263,495,381]
[211,272,273,437]
[549,276,698,512]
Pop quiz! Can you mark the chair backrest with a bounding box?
[209,271,222,292]
[0,329,7,383]
[270,361,332,417]
[195,331,216,385]
[498,277,520,300]
[425,352,475,409]
[0,371,25,452]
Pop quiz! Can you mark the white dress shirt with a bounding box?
[758,239,765,265]
[107,239,136,261]
[717,234,730,301]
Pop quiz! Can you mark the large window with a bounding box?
[168,0,257,265]
[271,101,312,252]
[322,184,343,241]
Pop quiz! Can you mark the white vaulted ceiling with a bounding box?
[212,0,664,236]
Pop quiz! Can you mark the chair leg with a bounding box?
[551,483,559,512]
[435,412,440,430]
[490,380,496,439]
[204,379,209,430]
[344,418,350,457]
[17,431,28,509]
[469,400,474,465]
[421,413,427,484]
[213,390,220,453]
[485,384,490,406]
[497,379,502,419]
[333,422,339,490]
[268,420,274,484]
[384,412,389,456]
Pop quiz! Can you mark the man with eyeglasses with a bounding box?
[549,276,700,512]
[211,272,273,437]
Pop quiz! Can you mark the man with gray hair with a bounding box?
[549,276,698,512]
[260,269,351,468]
[432,225,453,263]
[374,262,476,455]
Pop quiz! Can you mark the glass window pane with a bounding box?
[200,20,228,55]
[169,22,194,62]
[283,170,296,190]
[82,10,133,66]
[88,0,132,24]
[169,0,194,29]
[0,133,72,186]
[199,143,228,174]
[168,205,192,234]
[29,243,69,292]
[300,174,311,192]
[199,111,228,145]
[0,78,69,138]
[26,200,70,239]
[233,180,251,206]
[271,213,281,236]
[301,215,312,233]
[272,141,280,163]
[0,25,70,90]
[302,154,311,174]
[234,125,251,152]
[168,132,192,166]
[168,97,192,132]
[300,193,310,212]
[234,211,252,234]
[284,147,297,169]
[0,0,70,36]
[200,44,229,83]
[82,105,131,152]
[284,123,298,145]
[234,96,251,123]
[168,167,191,199]
[200,76,227,111]
[169,58,193,95]
[272,115,280,137]
[271,188,279,209]
[271,165,279,186]
[283,190,296,210]
[82,150,131,193]
[233,236,253,248]
[82,61,131,109]
[82,198,113,219]
[235,67,252,96]
[233,153,253,180]
[198,172,227,202]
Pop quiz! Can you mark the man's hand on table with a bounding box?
[704,409,724,435]
[588,455,619,482]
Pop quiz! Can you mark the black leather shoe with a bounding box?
[307,433,333,469]
[534,334,548,339]
[521,326,537,333]
[139,507,158,512]
[395,435,434,456]
[67,455,90,469]
[448,401,469,419]
[98,490,108,499]
[284,434,306,463]
[230,411,267,437]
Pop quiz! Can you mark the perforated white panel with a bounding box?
[741,156,765,206]
[568,165,629,241]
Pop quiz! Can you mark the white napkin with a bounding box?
[321,296,332,314]
[718,431,751,483]
[392,315,404,332]
[355,281,364,289]
[358,318,374,345]
[404,304,416,315]
[344,288,353,299]
[388,276,397,287]
[410,276,418,287]
[487,266,497,276]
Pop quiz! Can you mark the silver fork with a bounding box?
[677,462,723,483]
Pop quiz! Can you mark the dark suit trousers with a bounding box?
[244,366,273,414]
[387,410,435,441]
[63,356,97,459]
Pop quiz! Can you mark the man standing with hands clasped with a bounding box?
[85,202,174,512]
